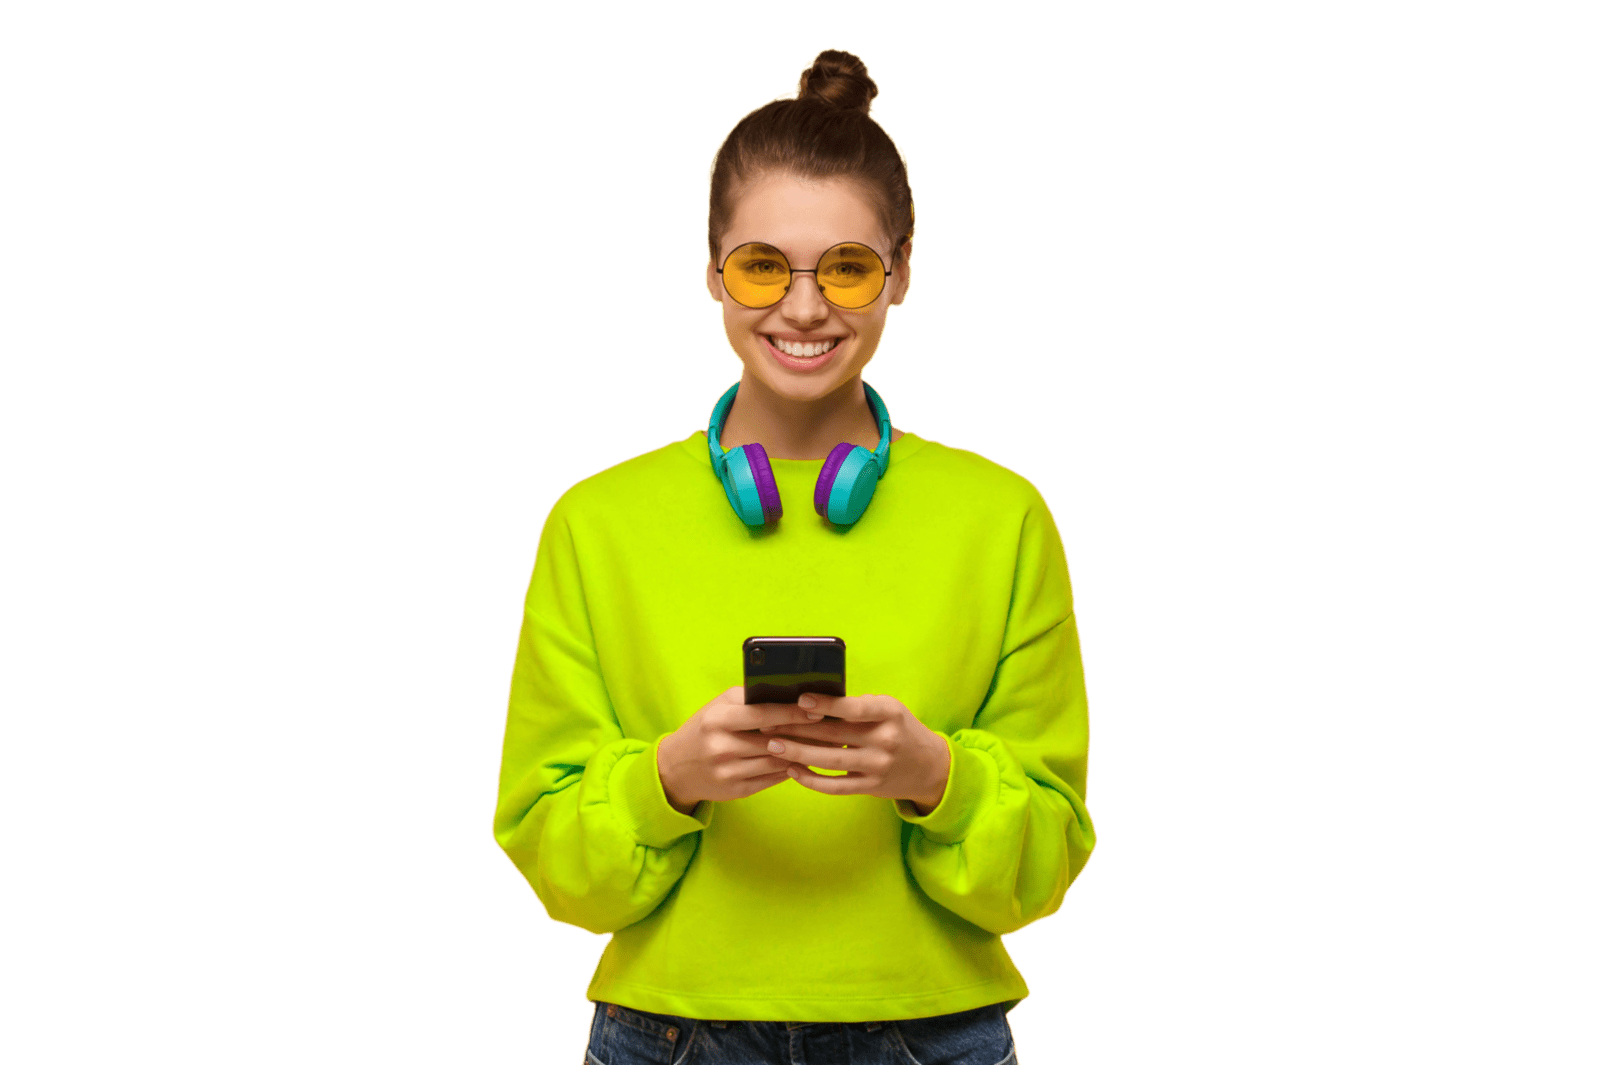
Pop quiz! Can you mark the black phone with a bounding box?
[742,636,846,705]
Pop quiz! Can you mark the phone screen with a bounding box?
[743,637,846,704]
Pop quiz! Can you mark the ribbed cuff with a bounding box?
[894,734,986,844]
[610,734,715,850]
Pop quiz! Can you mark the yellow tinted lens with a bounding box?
[722,243,791,308]
[816,243,886,308]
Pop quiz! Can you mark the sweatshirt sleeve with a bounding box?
[493,494,715,935]
[892,486,1096,935]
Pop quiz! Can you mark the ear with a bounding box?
[707,259,723,303]
[888,240,911,306]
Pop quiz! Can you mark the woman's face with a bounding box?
[706,173,910,403]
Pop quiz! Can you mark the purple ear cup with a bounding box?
[741,442,784,523]
[814,442,860,517]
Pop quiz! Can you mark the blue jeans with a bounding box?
[585,1000,1018,1064]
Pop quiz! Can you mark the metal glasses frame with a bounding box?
[716,240,898,310]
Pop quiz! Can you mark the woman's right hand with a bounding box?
[656,686,826,815]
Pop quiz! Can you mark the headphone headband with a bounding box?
[707,382,892,470]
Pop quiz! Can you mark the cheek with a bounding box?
[851,310,889,343]
[723,308,765,349]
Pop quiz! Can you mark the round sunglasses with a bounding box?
[717,241,894,310]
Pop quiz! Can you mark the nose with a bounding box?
[779,271,829,327]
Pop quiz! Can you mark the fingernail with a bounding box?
[798,694,816,709]
[768,739,784,753]
[806,712,823,720]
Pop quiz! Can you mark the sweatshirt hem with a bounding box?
[585,974,1029,1023]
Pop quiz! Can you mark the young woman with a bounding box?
[495,51,1095,1064]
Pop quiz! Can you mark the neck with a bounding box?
[717,373,889,460]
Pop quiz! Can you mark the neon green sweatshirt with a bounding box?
[493,428,1094,1022]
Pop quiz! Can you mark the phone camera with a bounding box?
[750,648,765,666]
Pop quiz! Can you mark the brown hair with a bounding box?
[707,50,914,266]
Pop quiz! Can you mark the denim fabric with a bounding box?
[585,999,1018,1065]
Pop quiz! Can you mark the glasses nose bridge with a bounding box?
[780,266,830,314]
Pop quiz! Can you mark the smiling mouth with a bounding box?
[766,335,842,358]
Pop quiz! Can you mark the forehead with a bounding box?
[721,173,888,260]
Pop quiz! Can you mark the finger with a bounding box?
[726,701,825,731]
[797,692,892,722]
[762,717,835,733]
[757,730,849,749]
[758,713,864,729]
[723,751,798,779]
[762,736,870,774]
[737,766,796,796]
[795,692,837,715]
[758,721,856,746]
[743,755,797,776]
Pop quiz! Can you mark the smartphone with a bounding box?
[742,636,846,705]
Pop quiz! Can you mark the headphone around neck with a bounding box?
[707,381,893,527]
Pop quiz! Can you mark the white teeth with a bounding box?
[770,336,840,358]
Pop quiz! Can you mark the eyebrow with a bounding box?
[729,241,882,264]
[732,239,883,255]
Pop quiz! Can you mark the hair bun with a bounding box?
[797,50,878,113]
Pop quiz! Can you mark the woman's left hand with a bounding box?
[757,693,951,813]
